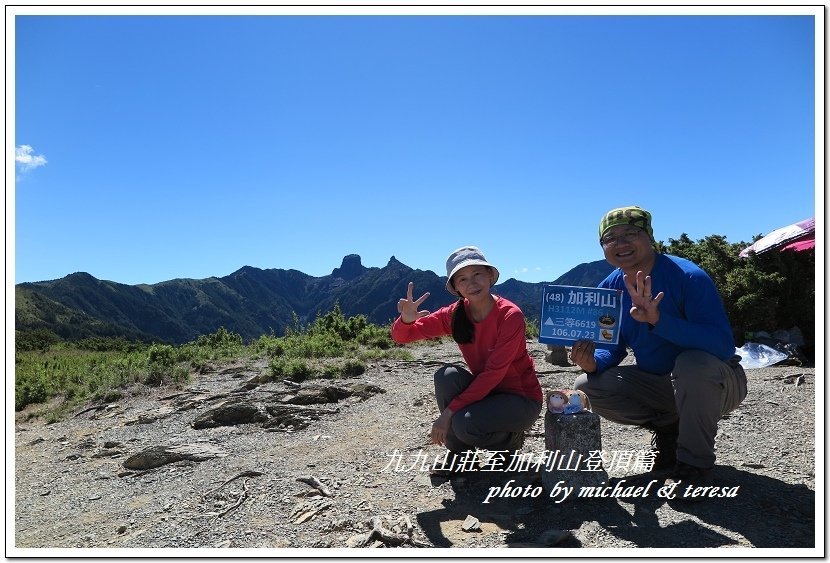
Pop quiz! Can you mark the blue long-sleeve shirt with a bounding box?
[593,253,736,375]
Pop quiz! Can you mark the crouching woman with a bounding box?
[390,246,543,470]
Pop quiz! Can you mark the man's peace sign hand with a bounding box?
[397,282,431,324]
[623,271,664,325]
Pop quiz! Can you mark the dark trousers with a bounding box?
[574,350,747,468]
[434,364,541,453]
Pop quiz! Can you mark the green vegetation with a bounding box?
[253,304,410,382]
[13,237,816,420]
[658,234,815,351]
[14,305,411,419]
[15,285,157,349]
[14,328,244,418]
[524,316,540,339]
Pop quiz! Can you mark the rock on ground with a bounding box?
[13,339,818,553]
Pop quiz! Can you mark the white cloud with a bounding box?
[15,145,48,171]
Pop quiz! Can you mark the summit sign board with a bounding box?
[538,285,624,350]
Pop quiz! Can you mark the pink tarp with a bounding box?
[739,217,815,258]
[782,238,816,252]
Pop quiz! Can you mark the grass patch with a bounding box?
[258,305,410,381]
[15,306,412,420]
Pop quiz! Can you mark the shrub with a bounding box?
[74,337,144,353]
[144,344,193,386]
[147,344,177,367]
[14,304,418,416]
[302,332,347,358]
[663,234,815,352]
[252,334,286,358]
[270,357,314,381]
[340,358,367,377]
[524,317,540,339]
[15,372,48,411]
[15,329,61,352]
[322,358,367,379]
[195,326,243,349]
[356,324,394,349]
[192,327,245,361]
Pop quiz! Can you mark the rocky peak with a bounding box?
[331,254,367,280]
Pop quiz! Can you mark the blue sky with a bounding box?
[11,7,820,287]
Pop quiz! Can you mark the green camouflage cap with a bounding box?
[599,206,654,242]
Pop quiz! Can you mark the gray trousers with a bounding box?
[434,364,542,453]
[574,350,747,468]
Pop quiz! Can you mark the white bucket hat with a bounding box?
[445,246,500,295]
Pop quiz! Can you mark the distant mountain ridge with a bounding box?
[15,255,614,345]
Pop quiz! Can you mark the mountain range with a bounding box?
[15,255,614,345]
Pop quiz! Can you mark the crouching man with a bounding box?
[570,206,747,496]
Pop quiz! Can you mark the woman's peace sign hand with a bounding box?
[397,282,431,324]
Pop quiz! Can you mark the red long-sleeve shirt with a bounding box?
[391,296,543,413]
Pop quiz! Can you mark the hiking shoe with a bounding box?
[664,461,713,503]
[646,421,679,470]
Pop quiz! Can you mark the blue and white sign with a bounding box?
[538,285,624,349]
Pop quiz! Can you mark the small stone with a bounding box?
[92,449,123,458]
[461,515,481,532]
[116,525,127,535]
[295,510,317,524]
[740,462,766,469]
[545,345,570,367]
[77,438,97,450]
[345,532,371,547]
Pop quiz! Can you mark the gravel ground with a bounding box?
[12,339,820,556]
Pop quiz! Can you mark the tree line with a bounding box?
[658,234,814,356]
